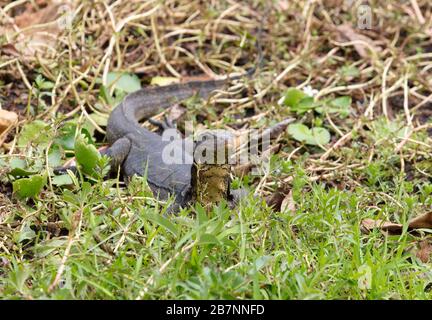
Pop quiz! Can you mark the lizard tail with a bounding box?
[106,78,229,143]
[122,79,229,124]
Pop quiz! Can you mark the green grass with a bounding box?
[2,136,432,299]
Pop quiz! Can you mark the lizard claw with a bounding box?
[149,116,176,132]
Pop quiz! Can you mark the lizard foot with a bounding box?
[149,116,176,132]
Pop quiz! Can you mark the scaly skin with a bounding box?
[105,78,249,212]
[191,137,232,211]
[105,28,263,212]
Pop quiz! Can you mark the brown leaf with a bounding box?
[407,212,432,229]
[280,189,296,214]
[361,212,432,235]
[265,185,291,212]
[2,2,75,57]
[0,44,20,57]
[335,24,380,58]
[14,3,60,28]
[181,75,213,82]
[0,109,18,135]
[416,240,432,263]
[360,218,403,235]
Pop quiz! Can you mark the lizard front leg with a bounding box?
[105,137,132,171]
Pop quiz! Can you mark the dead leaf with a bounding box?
[280,189,296,214]
[1,1,75,57]
[407,212,432,229]
[45,222,62,237]
[416,240,432,263]
[0,44,20,57]
[335,24,380,58]
[14,3,60,29]
[360,218,403,235]
[265,185,291,212]
[0,109,18,135]
[181,75,213,82]
[361,212,432,235]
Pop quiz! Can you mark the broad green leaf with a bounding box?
[38,81,54,90]
[56,123,93,151]
[35,74,54,90]
[297,97,315,108]
[288,123,331,146]
[309,127,331,145]
[17,120,50,147]
[88,112,109,127]
[10,158,27,169]
[8,158,37,177]
[13,174,47,199]
[7,262,32,293]
[55,123,76,150]
[106,72,141,93]
[293,96,317,114]
[150,76,179,86]
[281,88,306,107]
[316,96,352,117]
[330,96,352,109]
[48,145,62,167]
[288,123,311,142]
[74,135,100,175]
[255,255,272,271]
[16,222,36,243]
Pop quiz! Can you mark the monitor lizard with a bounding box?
[105,69,258,213]
[58,26,293,213]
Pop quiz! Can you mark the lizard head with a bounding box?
[191,131,234,211]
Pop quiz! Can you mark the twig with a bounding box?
[48,209,82,293]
